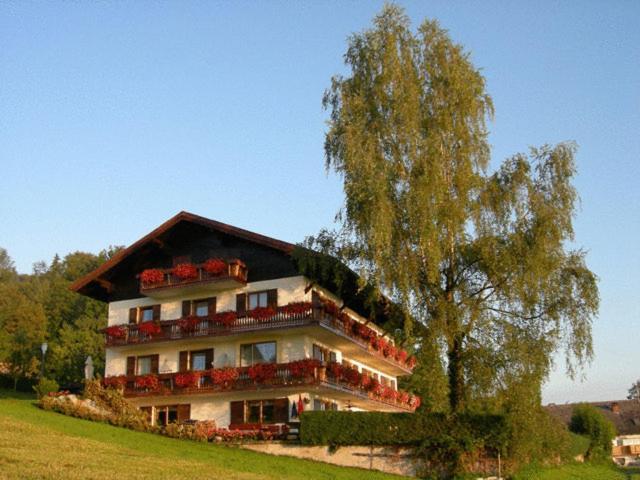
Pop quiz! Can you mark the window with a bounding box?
[313,344,325,362]
[140,307,154,322]
[243,399,278,424]
[313,399,325,411]
[240,341,276,366]
[248,291,268,309]
[137,356,153,375]
[194,300,209,317]
[191,351,208,371]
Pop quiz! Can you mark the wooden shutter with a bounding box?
[205,349,214,370]
[150,354,159,374]
[182,300,191,317]
[230,400,245,425]
[236,294,246,316]
[267,289,278,309]
[207,297,217,316]
[126,356,136,376]
[177,404,191,423]
[152,304,161,321]
[179,351,189,372]
[129,308,138,324]
[274,398,289,423]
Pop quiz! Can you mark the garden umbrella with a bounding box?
[297,394,304,414]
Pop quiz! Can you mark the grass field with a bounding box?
[0,390,403,480]
[2,389,639,480]
[513,462,640,480]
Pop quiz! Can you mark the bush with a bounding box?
[300,411,506,449]
[567,433,591,459]
[569,404,616,460]
[33,377,59,398]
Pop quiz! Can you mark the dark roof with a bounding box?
[546,399,640,436]
[69,211,295,296]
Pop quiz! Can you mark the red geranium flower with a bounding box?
[211,367,239,385]
[138,321,162,337]
[177,316,200,333]
[247,363,277,383]
[134,374,159,390]
[103,375,127,388]
[140,269,165,285]
[175,371,201,388]
[289,359,320,378]
[281,302,312,316]
[396,350,408,364]
[214,310,237,326]
[203,258,227,275]
[173,263,198,280]
[105,325,127,339]
[247,306,276,320]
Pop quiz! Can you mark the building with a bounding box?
[71,212,419,430]
[547,399,640,465]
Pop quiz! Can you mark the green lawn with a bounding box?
[0,389,404,480]
[513,462,640,480]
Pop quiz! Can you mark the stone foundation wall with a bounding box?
[241,443,420,477]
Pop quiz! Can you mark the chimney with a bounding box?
[611,402,620,414]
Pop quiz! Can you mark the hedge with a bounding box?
[299,411,507,451]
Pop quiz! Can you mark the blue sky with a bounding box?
[1,1,638,404]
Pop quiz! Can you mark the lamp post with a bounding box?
[40,342,48,379]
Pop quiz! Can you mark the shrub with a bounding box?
[569,403,616,460]
[33,377,59,398]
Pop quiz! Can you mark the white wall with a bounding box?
[108,276,309,326]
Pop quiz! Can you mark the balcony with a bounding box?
[138,259,248,299]
[105,360,419,412]
[104,305,415,375]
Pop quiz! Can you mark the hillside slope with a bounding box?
[0,391,403,480]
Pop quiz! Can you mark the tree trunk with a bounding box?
[448,333,464,412]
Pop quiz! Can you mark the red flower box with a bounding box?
[381,386,398,401]
[103,375,127,388]
[248,363,277,383]
[396,350,408,364]
[326,361,343,380]
[203,258,227,276]
[342,365,361,387]
[289,359,320,378]
[409,394,421,409]
[383,344,397,359]
[173,263,198,280]
[177,316,200,333]
[105,325,127,339]
[211,367,239,386]
[134,374,159,390]
[323,300,339,316]
[247,306,276,320]
[214,310,237,326]
[138,321,162,337]
[140,269,165,285]
[407,356,417,369]
[281,302,312,316]
[355,322,375,341]
[175,371,201,389]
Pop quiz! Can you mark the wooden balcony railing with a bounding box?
[138,259,248,296]
[105,305,414,373]
[110,361,418,412]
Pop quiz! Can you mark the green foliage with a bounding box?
[567,433,591,459]
[33,377,59,398]
[628,379,640,400]
[309,3,599,417]
[0,246,122,386]
[569,404,616,460]
[300,410,507,449]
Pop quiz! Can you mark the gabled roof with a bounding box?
[69,211,295,296]
[546,399,640,436]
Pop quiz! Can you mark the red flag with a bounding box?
[297,394,304,413]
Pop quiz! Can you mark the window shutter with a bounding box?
[150,354,159,374]
[274,398,289,423]
[267,289,278,309]
[182,300,191,317]
[236,294,246,316]
[126,356,136,376]
[230,400,245,425]
[312,290,321,307]
[179,351,189,372]
[152,304,161,321]
[177,404,191,423]
[129,308,138,324]
[205,349,214,370]
[207,297,217,316]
